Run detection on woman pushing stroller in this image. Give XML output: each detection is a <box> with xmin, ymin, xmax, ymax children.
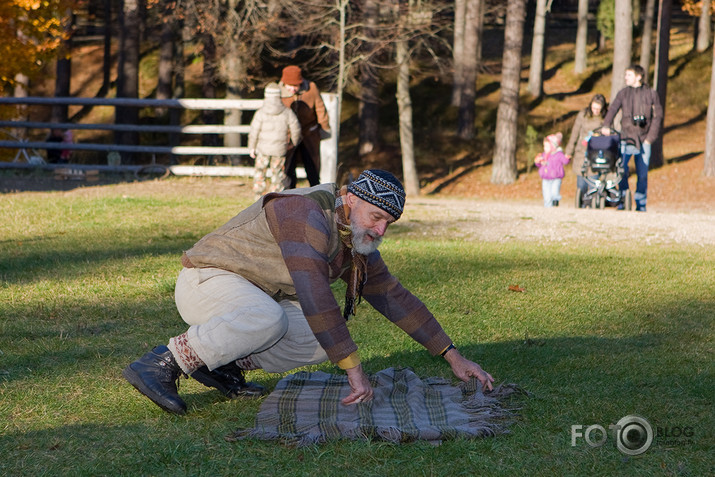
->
<box><xmin>565</xmin><ymin>94</ymin><xmax>608</xmax><ymax>206</ymax></box>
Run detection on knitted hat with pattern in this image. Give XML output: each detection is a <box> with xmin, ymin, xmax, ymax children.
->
<box><xmin>347</xmin><ymin>170</ymin><xmax>406</xmax><ymax>220</ymax></box>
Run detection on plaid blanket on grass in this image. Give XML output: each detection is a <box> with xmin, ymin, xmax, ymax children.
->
<box><xmin>227</xmin><ymin>367</ymin><xmax>521</xmax><ymax>446</ymax></box>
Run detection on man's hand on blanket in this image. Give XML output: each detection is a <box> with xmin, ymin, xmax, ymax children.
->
<box><xmin>342</xmin><ymin>364</ymin><xmax>374</xmax><ymax>405</ymax></box>
<box><xmin>443</xmin><ymin>347</ymin><xmax>494</xmax><ymax>392</ymax></box>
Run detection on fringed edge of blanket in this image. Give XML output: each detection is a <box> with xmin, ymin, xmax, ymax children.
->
<box><xmin>226</xmin><ymin>381</ymin><xmax>528</xmax><ymax>447</ymax></box>
<box><xmin>457</xmin><ymin>382</ymin><xmax>527</xmax><ymax>437</ymax></box>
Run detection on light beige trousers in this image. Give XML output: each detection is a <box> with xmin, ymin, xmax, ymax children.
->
<box><xmin>174</xmin><ymin>267</ymin><xmax>328</xmax><ymax>373</ymax></box>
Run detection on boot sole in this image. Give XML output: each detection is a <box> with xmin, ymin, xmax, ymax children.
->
<box><xmin>122</xmin><ymin>365</ymin><xmax>187</xmax><ymax>415</ymax></box>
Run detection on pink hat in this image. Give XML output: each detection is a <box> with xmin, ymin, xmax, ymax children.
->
<box><xmin>546</xmin><ymin>132</ymin><xmax>562</xmax><ymax>148</ymax></box>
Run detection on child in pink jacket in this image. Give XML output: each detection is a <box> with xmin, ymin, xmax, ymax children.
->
<box><xmin>535</xmin><ymin>132</ymin><xmax>570</xmax><ymax>207</ymax></box>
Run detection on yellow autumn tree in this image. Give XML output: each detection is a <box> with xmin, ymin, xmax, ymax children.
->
<box><xmin>0</xmin><ymin>0</ymin><xmax>75</xmax><ymax>89</ymax></box>
<box><xmin>681</xmin><ymin>0</ymin><xmax>715</xmax><ymax>16</ymax></box>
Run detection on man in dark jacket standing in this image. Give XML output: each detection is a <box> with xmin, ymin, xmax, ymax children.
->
<box><xmin>602</xmin><ymin>64</ymin><xmax>663</xmax><ymax>212</ymax></box>
<box><xmin>279</xmin><ymin>65</ymin><xmax>331</xmax><ymax>189</ymax></box>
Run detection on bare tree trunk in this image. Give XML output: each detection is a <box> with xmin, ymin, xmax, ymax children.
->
<box><xmin>697</xmin><ymin>0</ymin><xmax>712</xmax><ymax>53</ymax></box>
<box><xmin>335</xmin><ymin>0</ymin><xmax>348</xmax><ymax>140</ymax></box>
<box><xmin>598</xmin><ymin>29</ymin><xmax>607</xmax><ymax>52</ymax></box>
<box><xmin>705</xmin><ymin>42</ymin><xmax>715</xmax><ymax>177</ymax></box>
<box><xmin>222</xmin><ymin>0</ymin><xmax>245</xmax><ymax>165</ymax></box>
<box><xmin>457</xmin><ymin>0</ymin><xmax>481</xmax><ymax>139</ymax></box>
<box><xmin>12</xmin><ymin>73</ymin><xmax>29</xmax><ymax>139</ymax></box>
<box><xmin>102</xmin><ymin>0</ymin><xmax>112</xmax><ymax>95</ymax></box>
<box><xmin>222</xmin><ymin>50</ymin><xmax>245</xmax><ymax>165</ymax></box>
<box><xmin>13</xmin><ymin>74</ymin><xmax>28</xmax><ymax>100</ymax></box>
<box><xmin>169</xmin><ymin>20</ymin><xmax>186</xmax><ymax>165</ymax></box>
<box><xmin>358</xmin><ymin>71</ymin><xmax>379</xmax><ymax>156</ymax></box>
<box><xmin>491</xmin><ymin>0</ymin><xmax>526</xmax><ymax>185</ymax></box>
<box><xmin>653</xmin><ymin>0</ymin><xmax>671</xmax><ymax>110</ymax></box>
<box><xmin>475</xmin><ymin>0</ymin><xmax>484</xmax><ymax>66</ymax></box>
<box><xmin>396</xmin><ymin>40</ymin><xmax>419</xmax><ymax>196</ymax></box>
<box><xmin>574</xmin><ymin>0</ymin><xmax>589</xmax><ymax>74</ymax></box>
<box><xmin>201</xmin><ymin>33</ymin><xmax>219</xmax><ymax>160</ymax></box>
<box><xmin>611</xmin><ymin>0</ymin><xmax>633</xmax><ymax>100</ymax></box>
<box><xmin>156</xmin><ymin>6</ymin><xmax>175</xmax><ymax>116</ymax></box>
<box><xmin>116</xmin><ymin>0</ymin><xmax>141</xmax><ymax>164</ymax></box>
<box><xmin>527</xmin><ymin>0</ymin><xmax>547</xmax><ymax>98</ymax></box>
<box><xmin>358</xmin><ymin>0</ymin><xmax>379</xmax><ymax>157</ymax></box>
<box><xmin>54</xmin><ymin>10</ymin><xmax>74</xmax><ymax>123</ymax></box>
<box><xmin>651</xmin><ymin>0</ymin><xmax>671</xmax><ymax>169</ymax></box>
<box><xmin>452</xmin><ymin>0</ymin><xmax>466</xmax><ymax>107</ymax></box>
<box><xmin>639</xmin><ymin>0</ymin><xmax>656</xmax><ymax>81</ymax></box>
<box><xmin>633</xmin><ymin>0</ymin><xmax>641</xmax><ymax>24</ymax></box>
<box><xmin>692</xmin><ymin>16</ymin><xmax>699</xmax><ymax>52</ymax></box>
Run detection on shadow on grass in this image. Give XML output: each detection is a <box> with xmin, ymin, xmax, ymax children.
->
<box><xmin>544</xmin><ymin>64</ymin><xmax>612</xmax><ymax>103</ymax></box>
<box><xmin>0</xmin><ymin>170</ymin><xmax>141</xmax><ymax>194</ymax></box>
<box><xmin>2</xmin><ymin>322</ymin><xmax>710</xmax><ymax>402</ymax></box>
<box><xmin>0</xmin><ymin>237</ymin><xmax>197</xmax><ymax>285</ymax></box>
<box><xmin>1</xmin><ymin>328</ymin><xmax>711</xmax><ymax>476</ymax></box>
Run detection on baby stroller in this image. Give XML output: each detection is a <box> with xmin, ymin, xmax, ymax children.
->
<box><xmin>575</xmin><ymin>128</ymin><xmax>632</xmax><ymax>210</ymax></box>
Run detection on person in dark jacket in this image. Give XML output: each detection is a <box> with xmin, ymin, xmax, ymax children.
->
<box><xmin>45</xmin><ymin>129</ymin><xmax>65</xmax><ymax>163</ymax></box>
<box><xmin>279</xmin><ymin>65</ymin><xmax>331</xmax><ymax>189</ymax></box>
<box><xmin>602</xmin><ymin>64</ymin><xmax>663</xmax><ymax>212</ymax></box>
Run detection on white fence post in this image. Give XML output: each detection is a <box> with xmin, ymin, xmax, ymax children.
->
<box><xmin>320</xmin><ymin>93</ymin><xmax>340</xmax><ymax>184</ymax></box>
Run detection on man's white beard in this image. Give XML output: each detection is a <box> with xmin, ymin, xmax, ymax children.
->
<box><xmin>351</xmin><ymin>223</ymin><xmax>382</xmax><ymax>255</ymax></box>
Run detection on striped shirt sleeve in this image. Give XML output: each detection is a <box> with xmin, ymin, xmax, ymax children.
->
<box><xmin>361</xmin><ymin>252</ymin><xmax>453</xmax><ymax>356</ymax></box>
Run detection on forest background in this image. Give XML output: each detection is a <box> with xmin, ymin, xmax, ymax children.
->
<box><xmin>1</xmin><ymin>0</ymin><xmax>714</xmax><ymax>203</ymax></box>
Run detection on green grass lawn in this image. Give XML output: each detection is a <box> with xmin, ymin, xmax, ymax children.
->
<box><xmin>1</xmin><ymin>183</ymin><xmax>712</xmax><ymax>476</ymax></box>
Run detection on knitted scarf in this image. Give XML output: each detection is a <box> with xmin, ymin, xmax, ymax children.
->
<box><xmin>335</xmin><ymin>186</ymin><xmax>367</xmax><ymax>319</ymax></box>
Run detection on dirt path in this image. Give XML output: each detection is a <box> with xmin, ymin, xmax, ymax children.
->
<box><xmin>400</xmin><ymin>197</ymin><xmax>715</xmax><ymax>246</ymax></box>
<box><xmin>3</xmin><ymin>174</ymin><xmax>710</xmax><ymax>247</ymax></box>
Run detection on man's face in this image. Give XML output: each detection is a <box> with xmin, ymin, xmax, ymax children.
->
<box><xmin>285</xmin><ymin>83</ymin><xmax>300</xmax><ymax>94</ymax></box>
<box><xmin>624</xmin><ymin>70</ymin><xmax>641</xmax><ymax>87</ymax></box>
<box><xmin>346</xmin><ymin>193</ymin><xmax>396</xmax><ymax>255</ymax></box>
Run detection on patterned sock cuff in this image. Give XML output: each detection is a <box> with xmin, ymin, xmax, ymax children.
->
<box><xmin>235</xmin><ymin>355</ymin><xmax>261</xmax><ymax>371</ymax></box>
<box><xmin>168</xmin><ymin>333</ymin><xmax>205</xmax><ymax>375</ymax></box>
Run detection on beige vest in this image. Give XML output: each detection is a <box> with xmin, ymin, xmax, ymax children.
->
<box><xmin>184</xmin><ymin>183</ymin><xmax>343</xmax><ymax>297</ymax></box>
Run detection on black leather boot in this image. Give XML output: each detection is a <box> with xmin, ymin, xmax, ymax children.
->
<box><xmin>191</xmin><ymin>361</ymin><xmax>267</xmax><ymax>398</ymax></box>
<box><xmin>123</xmin><ymin>345</ymin><xmax>187</xmax><ymax>415</ymax></box>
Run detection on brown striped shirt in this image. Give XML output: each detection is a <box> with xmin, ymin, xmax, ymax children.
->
<box><xmin>264</xmin><ymin>195</ymin><xmax>452</xmax><ymax>365</ymax></box>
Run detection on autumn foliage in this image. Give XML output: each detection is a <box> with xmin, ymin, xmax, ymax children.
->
<box><xmin>0</xmin><ymin>0</ymin><xmax>76</xmax><ymax>89</ymax></box>
<box><xmin>681</xmin><ymin>0</ymin><xmax>715</xmax><ymax>16</ymax></box>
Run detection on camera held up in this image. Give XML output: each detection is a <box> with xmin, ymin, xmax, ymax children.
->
<box><xmin>632</xmin><ymin>115</ymin><xmax>647</xmax><ymax>128</ymax></box>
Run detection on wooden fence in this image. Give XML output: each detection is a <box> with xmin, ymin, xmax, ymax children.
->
<box><xmin>0</xmin><ymin>95</ymin><xmax>340</xmax><ymax>182</ymax></box>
